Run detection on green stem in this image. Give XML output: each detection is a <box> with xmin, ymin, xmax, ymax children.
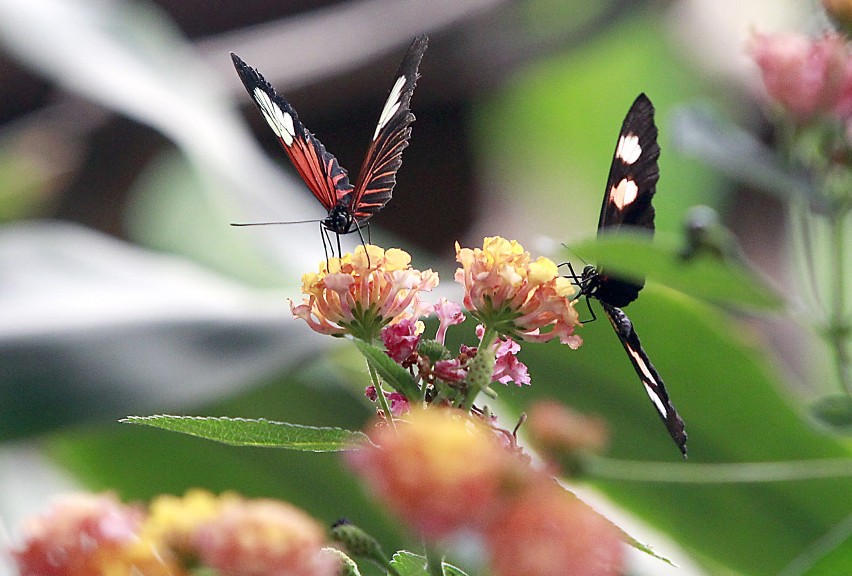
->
<box><xmin>828</xmin><ymin>208</ymin><xmax>851</xmax><ymax>398</ymax></box>
<box><xmin>367</xmin><ymin>360</ymin><xmax>397</xmax><ymax>432</ymax></box>
<box><xmin>586</xmin><ymin>456</ymin><xmax>852</xmax><ymax>483</ymax></box>
<box><xmin>425</xmin><ymin>545</ymin><xmax>444</xmax><ymax>576</ymax></box>
<box><xmin>460</xmin><ymin>326</ymin><xmax>498</xmax><ymax>410</ymax></box>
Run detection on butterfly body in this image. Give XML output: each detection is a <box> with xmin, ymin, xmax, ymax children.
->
<box><xmin>231</xmin><ymin>35</ymin><xmax>428</xmax><ymax>251</ymax></box>
<box><xmin>576</xmin><ymin>94</ymin><xmax>688</xmax><ymax>457</ymax></box>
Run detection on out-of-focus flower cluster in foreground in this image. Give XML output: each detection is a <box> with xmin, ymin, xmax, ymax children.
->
<box><xmin>11</xmin><ymin>490</ymin><xmax>338</xmax><ymax>576</ymax></box>
<box><xmin>347</xmin><ymin>408</ymin><xmax>624</xmax><ymax>576</ymax></box>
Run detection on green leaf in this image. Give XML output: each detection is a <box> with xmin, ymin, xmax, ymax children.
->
<box><xmin>569</xmin><ymin>232</ymin><xmax>782</xmax><ymax>310</ymax></box>
<box><xmin>389</xmin><ymin>551</ymin><xmax>469</xmax><ymax>576</ymax></box>
<box><xmin>353</xmin><ymin>340</ymin><xmax>421</xmax><ymax>400</ymax></box>
<box><xmin>121</xmin><ymin>415</ymin><xmax>366</xmax><ymax>452</ymax></box>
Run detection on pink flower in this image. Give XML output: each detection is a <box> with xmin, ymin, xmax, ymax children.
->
<box><xmin>381</xmin><ymin>318</ymin><xmax>422</xmax><ymax>364</ymax></box>
<box><xmin>455</xmin><ymin>237</ymin><xmax>581</xmax><ymax>345</ymax></box>
<box><xmin>434</xmin><ymin>358</ymin><xmax>467</xmax><ymax>383</ymax></box>
<box><xmin>347</xmin><ymin>409</ymin><xmax>519</xmax><ymax>540</ymax></box>
<box><xmin>388</xmin><ymin>392</ymin><xmax>411</xmax><ymax>415</ymax></box>
<box><xmin>366</xmin><ymin>386</ymin><xmax>411</xmax><ymax>415</ymax></box>
<box><xmin>750</xmin><ymin>31</ymin><xmax>852</xmax><ymax>122</ymax></box>
<box><xmin>11</xmin><ymin>493</ymin><xmax>182</xmax><ymax>576</ymax></box>
<box><xmin>492</xmin><ymin>337</ymin><xmax>530</xmax><ymax>386</ymax></box>
<box><xmin>194</xmin><ymin>498</ymin><xmax>338</xmax><ymax>576</ymax></box>
<box><xmin>291</xmin><ymin>245</ymin><xmax>438</xmax><ymax>341</ymax></box>
<box><xmin>434</xmin><ymin>298</ymin><xmax>465</xmax><ymax>344</ymax></box>
<box><xmin>485</xmin><ymin>484</ymin><xmax>624</xmax><ymax>576</ymax></box>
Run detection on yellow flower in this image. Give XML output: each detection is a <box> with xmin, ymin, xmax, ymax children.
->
<box><xmin>291</xmin><ymin>244</ymin><xmax>438</xmax><ymax>341</ymax></box>
<box><xmin>144</xmin><ymin>489</ymin><xmax>240</xmax><ymax>556</ymax></box>
<box><xmin>455</xmin><ymin>237</ymin><xmax>581</xmax><ymax>346</ymax></box>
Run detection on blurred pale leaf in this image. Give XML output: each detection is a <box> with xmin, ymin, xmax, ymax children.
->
<box><xmin>0</xmin><ymin>221</ymin><xmax>330</xmax><ymax>439</ymax></box>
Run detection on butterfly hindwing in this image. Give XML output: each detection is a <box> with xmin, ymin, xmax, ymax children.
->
<box><xmin>231</xmin><ymin>52</ymin><xmax>353</xmax><ymax>214</ymax></box>
<box><xmin>347</xmin><ymin>35</ymin><xmax>428</xmax><ymax>223</ymax></box>
<box><xmin>601</xmin><ymin>302</ymin><xmax>687</xmax><ymax>456</ymax></box>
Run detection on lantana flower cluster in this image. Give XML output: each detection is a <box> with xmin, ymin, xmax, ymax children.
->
<box><xmin>11</xmin><ymin>490</ymin><xmax>338</xmax><ymax>576</ymax></box>
<box><xmin>346</xmin><ymin>408</ymin><xmax>624</xmax><ymax>576</ymax></box>
<box><xmin>291</xmin><ymin>238</ymin><xmax>581</xmax><ymax>416</ymax></box>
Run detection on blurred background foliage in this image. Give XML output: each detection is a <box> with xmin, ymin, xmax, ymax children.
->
<box><xmin>0</xmin><ymin>0</ymin><xmax>850</xmax><ymax>575</ymax></box>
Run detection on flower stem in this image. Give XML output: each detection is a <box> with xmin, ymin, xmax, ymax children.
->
<box><xmin>425</xmin><ymin>544</ymin><xmax>444</xmax><ymax>576</ymax></box>
<box><xmin>586</xmin><ymin>456</ymin><xmax>852</xmax><ymax>483</ymax></box>
<box><xmin>460</xmin><ymin>326</ymin><xmax>498</xmax><ymax>410</ymax></box>
<box><xmin>367</xmin><ymin>361</ymin><xmax>397</xmax><ymax>432</ymax></box>
<box><xmin>827</xmin><ymin>207</ymin><xmax>851</xmax><ymax>397</ymax></box>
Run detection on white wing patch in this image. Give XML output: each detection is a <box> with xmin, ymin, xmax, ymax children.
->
<box><xmin>610</xmin><ymin>178</ymin><xmax>639</xmax><ymax>210</ymax></box>
<box><xmin>627</xmin><ymin>346</ymin><xmax>668</xmax><ymax>417</ymax></box>
<box><xmin>373</xmin><ymin>75</ymin><xmax>406</xmax><ymax>140</ymax></box>
<box><xmin>253</xmin><ymin>87</ymin><xmax>295</xmax><ymax>146</ymax></box>
<box><xmin>616</xmin><ymin>133</ymin><xmax>642</xmax><ymax>165</ymax></box>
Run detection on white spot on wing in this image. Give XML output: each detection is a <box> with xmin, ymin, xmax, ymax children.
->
<box><xmin>610</xmin><ymin>178</ymin><xmax>639</xmax><ymax>210</ymax></box>
<box><xmin>373</xmin><ymin>75</ymin><xmax>406</xmax><ymax>140</ymax></box>
<box><xmin>616</xmin><ymin>133</ymin><xmax>641</xmax><ymax>165</ymax></box>
<box><xmin>253</xmin><ymin>87</ymin><xmax>295</xmax><ymax>146</ymax></box>
<box><xmin>626</xmin><ymin>348</ymin><xmax>668</xmax><ymax>417</ymax></box>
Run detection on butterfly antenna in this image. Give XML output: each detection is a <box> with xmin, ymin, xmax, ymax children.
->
<box><xmin>230</xmin><ymin>219</ymin><xmax>324</xmax><ymax>227</ymax></box>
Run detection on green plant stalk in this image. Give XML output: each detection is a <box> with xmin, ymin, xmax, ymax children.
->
<box><xmin>368</xmin><ymin>361</ymin><xmax>397</xmax><ymax>432</ymax></box>
<box><xmin>828</xmin><ymin>208</ymin><xmax>851</xmax><ymax>397</ymax></box>
<box><xmin>587</xmin><ymin>456</ymin><xmax>852</xmax><ymax>483</ymax></box>
<box><xmin>460</xmin><ymin>326</ymin><xmax>498</xmax><ymax>410</ymax></box>
<box><xmin>425</xmin><ymin>545</ymin><xmax>445</xmax><ymax>576</ymax></box>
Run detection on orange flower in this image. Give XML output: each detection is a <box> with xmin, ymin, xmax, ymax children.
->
<box><xmin>455</xmin><ymin>237</ymin><xmax>581</xmax><ymax>346</ymax></box>
<box><xmin>194</xmin><ymin>497</ymin><xmax>338</xmax><ymax>576</ymax></box>
<box><xmin>485</xmin><ymin>484</ymin><xmax>624</xmax><ymax>576</ymax></box>
<box><xmin>291</xmin><ymin>244</ymin><xmax>438</xmax><ymax>342</ymax></box>
<box><xmin>346</xmin><ymin>408</ymin><xmax>520</xmax><ymax>540</ymax></box>
<box><xmin>11</xmin><ymin>492</ymin><xmax>184</xmax><ymax>576</ymax></box>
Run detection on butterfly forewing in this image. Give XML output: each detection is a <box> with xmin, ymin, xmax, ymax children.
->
<box><xmin>231</xmin><ymin>53</ymin><xmax>353</xmax><ymax>214</ymax></box>
<box><xmin>598</xmin><ymin>93</ymin><xmax>660</xmax><ymax>233</ymax></box>
<box><xmin>347</xmin><ymin>35</ymin><xmax>428</xmax><ymax>223</ymax></box>
<box><xmin>592</xmin><ymin>93</ymin><xmax>661</xmax><ymax>307</ymax></box>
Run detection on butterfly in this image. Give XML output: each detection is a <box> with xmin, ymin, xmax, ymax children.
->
<box><xmin>572</xmin><ymin>94</ymin><xmax>688</xmax><ymax>457</ymax></box>
<box><xmin>230</xmin><ymin>35</ymin><xmax>428</xmax><ymax>257</ymax></box>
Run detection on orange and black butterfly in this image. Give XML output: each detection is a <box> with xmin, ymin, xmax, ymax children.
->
<box><xmin>572</xmin><ymin>94</ymin><xmax>688</xmax><ymax>457</ymax></box>
<box><xmin>231</xmin><ymin>35</ymin><xmax>427</xmax><ymax>256</ymax></box>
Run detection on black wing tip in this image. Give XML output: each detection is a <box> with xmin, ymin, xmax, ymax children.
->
<box><xmin>634</xmin><ymin>92</ymin><xmax>653</xmax><ymax>109</ymax></box>
<box><xmin>409</xmin><ymin>34</ymin><xmax>429</xmax><ymax>53</ymax></box>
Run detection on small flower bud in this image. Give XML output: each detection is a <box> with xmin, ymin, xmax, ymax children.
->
<box><xmin>329</xmin><ymin>520</ymin><xmax>391</xmax><ymax>568</ymax></box>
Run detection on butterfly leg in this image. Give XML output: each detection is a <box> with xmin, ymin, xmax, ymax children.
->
<box><xmin>353</xmin><ymin>220</ymin><xmax>372</xmax><ymax>268</ymax></box>
<box><xmin>319</xmin><ymin>224</ymin><xmax>332</xmax><ymax>264</ymax></box>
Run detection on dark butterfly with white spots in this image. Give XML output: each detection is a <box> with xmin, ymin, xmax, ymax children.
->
<box><xmin>573</xmin><ymin>94</ymin><xmax>688</xmax><ymax>457</ymax></box>
<box><xmin>230</xmin><ymin>35</ymin><xmax>428</xmax><ymax>256</ymax></box>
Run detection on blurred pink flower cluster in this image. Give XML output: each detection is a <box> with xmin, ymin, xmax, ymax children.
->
<box><xmin>750</xmin><ymin>31</ymin><xmax>852</xmax><ymax>133</ymax></box>
<box><xmin>347</xmin><ymin>408</ymin><xmax>623</xmax><ymax>576</ymax></box>
<box><xmin>11</xmin><ymin>490</ymin><xmax>338</xmax><ymax>576</ymax></box>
